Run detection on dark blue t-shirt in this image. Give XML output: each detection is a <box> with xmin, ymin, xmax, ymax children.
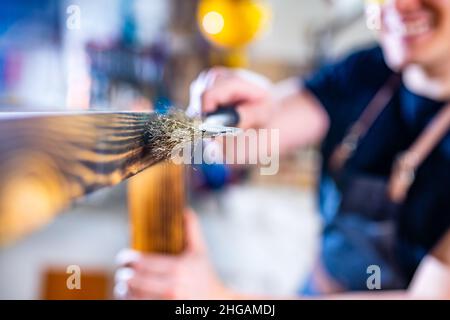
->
<box><xmin>304</xmin><ymin>46</ymin><xmax>450</xmax><ymax>284</ymax></box>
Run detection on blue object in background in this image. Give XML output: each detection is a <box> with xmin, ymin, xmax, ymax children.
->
<box><xmin>197</xmin><ymin>162</ymin><xmax>231</xmax><ymax>190</ymax></box>
<box><xmin>0</xmin><ymin>0</ymin><xmax>60</xmax><ymax>40</ymax></box>
<box><xmin>0</xmin><ymin>0</ymin><xmax>61</xmax><ymax>100</ymax></box>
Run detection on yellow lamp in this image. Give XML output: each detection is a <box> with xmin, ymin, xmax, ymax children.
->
<box><xmin>197</xmin><ymin>0</ymin><xmax>270</xmax><ymax>49</ymax></box>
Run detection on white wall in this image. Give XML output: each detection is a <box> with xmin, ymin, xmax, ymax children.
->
<box><xmin>249</xmin><ymin>0</ymin><xmax>376</xmax><ymax>64</ymax></box>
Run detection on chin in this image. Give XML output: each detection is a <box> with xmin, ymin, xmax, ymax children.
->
<box><xmin>380</xmin><ymin>32</ymin><xmax>443</xmax><ymax>71</ymax></box>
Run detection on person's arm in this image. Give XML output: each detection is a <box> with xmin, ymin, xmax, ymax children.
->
<box><xmin>115</xmin><ymin>210</ymin><xmax>450</xmax><ymax>300</ymax></box>
<box><xmin>321</xmin><ymin>229</ymin><xmax>450</xmax><ymax>299</ymax></box>
<box><xmin>200</xmin><ymin>69</ymin><xmax>330</xmax><ymax>155</ymax></box>
<box><xmin>267</xmin><ymin>78</ymin><xmax>331</xmax><ymax>155</ymax></box>
<box><xmin>407</xmin><ymin>230</ymin><xmax>450</xmax><ymax>299</ymax></box>
<box><xmin>232</xmin><ymin>229</ymin><xmax>450</xmax><ymax>300</ymax></box>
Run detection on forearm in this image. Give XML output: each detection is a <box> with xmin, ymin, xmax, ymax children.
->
<box><xmin>223</xmin><ymin>252</ymin><xmax>450</xmax><ymax>300</ymax></box>
<box><xmin>219</xmin><ymin>80</ymin><xmax>330</xmax><ymax>164</ymax></box>
<box><xmin>216</xmin><ymin>81</ymin><xmax>328</xmax><ymax>168</ymax></box>
<box><xmin>266</xmin><ymin>78</ymin><xmax>330</xmax><ymax>155</ymax></box>
<box><xmin>408</xmin><ymin>239</ymin><xmax>450</xmax><ymax>299</ymax></box>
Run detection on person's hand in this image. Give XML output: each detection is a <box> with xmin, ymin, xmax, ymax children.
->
<box><xmin>114</xmin><ymin>210</ymin><xmax>231</xmax><ymax>300</ymax></box>
<box><xmin>196</xmin><ymin>68</ymin><xmax>276</xmax><ymax>129</ymax></box>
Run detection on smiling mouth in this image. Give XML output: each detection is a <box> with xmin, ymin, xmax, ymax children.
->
<box><xmin>386</xmin><ymin>9</ymin><xmax>437</xmax><ymax>41</ymax></box>
<box><xmin>399</xmin><ymin>19</ymin><xmax>435</xmax><ymax>38</ymax></box>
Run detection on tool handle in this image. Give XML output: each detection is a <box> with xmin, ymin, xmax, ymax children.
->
<box><xmin>204</xmin><ymin>106</ymin><xmax>240</xmax><ymax>127</ymax></box>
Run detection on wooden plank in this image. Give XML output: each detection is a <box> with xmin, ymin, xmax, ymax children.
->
<box><xmin>128</xmin><ymin>162</ymin><xmax>186</xmax><ymax>254</ymax></box>
<box><xmin>0</xmin><ymin>112</ymin><xmax>167</xmax><ymax>246</ymax></box>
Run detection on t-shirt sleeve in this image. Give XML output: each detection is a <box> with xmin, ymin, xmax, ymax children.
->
<box><xmin>304</xmin><ymin>63</ymin><xmax>348</xmax><ymax>116</ymax></box>
<box><xmin>303</xmin><ymin>47</ymin><xmax>388</xmax><ymax>119</ymax></box>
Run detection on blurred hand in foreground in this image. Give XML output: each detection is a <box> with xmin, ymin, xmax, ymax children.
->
<box><xmin>114</xmin><ymin>209</ymin><xmax>230</xmax><ymax>300</ymax></box>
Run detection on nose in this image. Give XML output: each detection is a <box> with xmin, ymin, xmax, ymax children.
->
<box><xmin>392</xmin><ymin>0</ymin><xmax>423</xmax><ymax>13</ymax></box>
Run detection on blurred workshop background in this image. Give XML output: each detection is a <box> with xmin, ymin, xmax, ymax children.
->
<box><xmin>0</xmin><ymin>0</ymin><xmax>375</xmax><ymax>299</ymax></box>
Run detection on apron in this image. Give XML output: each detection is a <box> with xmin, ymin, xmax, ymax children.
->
<box><xmin>319</xmin><ymin>74</ymin><xmax>450</xmax><ymax>291</ymax></box>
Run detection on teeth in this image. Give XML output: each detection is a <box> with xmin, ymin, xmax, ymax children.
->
<box><xmin>400</xmin><ymin>20</ymin><xmax>432</xmax><ymax>37</ymax></box>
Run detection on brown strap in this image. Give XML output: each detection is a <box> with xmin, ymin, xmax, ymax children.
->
<box><xmin>352</xmin><ymin>74</ymin><xmax>403</xmax><ymax>138</ymax></box>
<box><xmin>388</xmin><ymin>103</ymin><xmax>450</xmax><ymax>203</ymax></box>
<box><xmin>329</xmin><ymin>74</ymin><xmax>402</xmax><ymax>172</ymax></box>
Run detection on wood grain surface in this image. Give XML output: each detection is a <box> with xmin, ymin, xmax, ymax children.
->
<box><xmin>128</xmin><ymin>162</ymin><xmax>186</xmax><ymax>254</ymax></box>
<box><xmin>0</xmin><ymin>112</ymin><xmax>167</xmax><ymax>246</ymax></box>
